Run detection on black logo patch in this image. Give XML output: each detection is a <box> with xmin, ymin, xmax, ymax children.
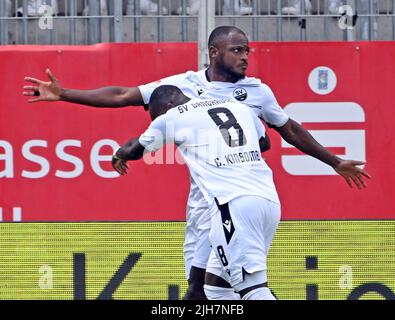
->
<box><xmin>197</xmin><ymin>87</ymin><xmax>204</xmax><ymax>96</ymax></box>
<box><xmin>233</xmin><ymin>87</ymin><xmax>247</xmax><ymax>101</ymax></box>
<box><xmin>215</xmin><ymin>201</ymin><xmax>235</xmax><ymax>244</ymax></box>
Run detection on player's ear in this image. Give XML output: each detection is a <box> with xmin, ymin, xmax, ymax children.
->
<box><xmin>149</xmin><ymin>109</ymin><xmax>156</xmax><ymax>120</ymax></box>
<box><xmin>209</xmin><ymin>46</ymin><xmax>218</xmax><ymax>59</ymax></box>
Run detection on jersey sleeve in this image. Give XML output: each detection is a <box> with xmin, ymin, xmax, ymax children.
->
<box><xmin>258</xmin><ymin>84</ymin><xmax>289</xmax><ymax>128</ymax></box>
<box><xmin>138</xmin><ymin>73</ymin><xmax>188</xmax><ymax>105</ymax></box>
<box><xmin>138</xmin><ymin>115</ymin><xmax>168</xmax><ymax>152</ymax></box>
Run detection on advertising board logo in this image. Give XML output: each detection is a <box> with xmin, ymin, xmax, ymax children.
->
<box><xmin>0</xmin><ymin>139</ymin><xmax>120</xmax><ymax>179</ymax></box>
<box><xmin>308</xmin><ymin>66</ymin><xmax>337</xmax><ymax>95</ymax></box>
<box><xmin>281</xmin><ymin>102</ymin><xmax>365</xmax><ymax>175</ymax></box>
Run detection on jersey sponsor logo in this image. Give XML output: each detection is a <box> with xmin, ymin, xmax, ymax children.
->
<box><xmin>197</xmin><ymin>87</ymin><xmax>204</xmax><ymax>96</ymax></box>
<box><xmin>233</xmin><ymin>87</ymin><xmax>248</xmax><ymax>101</ymax></box>
<box><xmin>281</xmin><ymin>102</ymin><xmax>365</xmax><ymax>175</ymax></box>
<box><xmin>218</xmin><ymin>203</ymin><xmax>235</xmax><ymax>244</ymax></box>
<box><xmin>223</xmin><ymin>219</ymin><xmax>232</xmax><ymax>234</ymax></box>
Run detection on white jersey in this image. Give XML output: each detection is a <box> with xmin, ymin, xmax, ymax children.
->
<box><xmin>138</xmin><ymin>99</ymin><xmax>280</xmax><ymax>206</ymax></box>
<box><xmin>138</xmin><ymin>70</ymin><xmax>289</xmax><ymax>208</ymax></box>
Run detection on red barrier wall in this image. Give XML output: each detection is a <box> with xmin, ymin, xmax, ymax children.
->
<box><xmin>0</xmin><ymin>42</ymin><xmax>394</xmax><ymax>221</ymax></box>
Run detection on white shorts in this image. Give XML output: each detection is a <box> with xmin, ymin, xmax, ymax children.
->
<box><xmin>206</xmin><ymin>195</ymin><xmax>281</xmax><ymax>288</ymax></box>
<box><xmin>183</xmin><ymin>204</ymin><xmax>212</xmax><ymax>279</ymax></box>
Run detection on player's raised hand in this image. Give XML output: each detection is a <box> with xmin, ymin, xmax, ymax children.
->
<box><xmin>23</xmin><ymin>69</ymin><xmax>63</xmax><ymax>103</ymax></box>
<box><xmin>334</xmin><ymin>160</ymin><xmax>371</xmax><ymax>189</ymax></box>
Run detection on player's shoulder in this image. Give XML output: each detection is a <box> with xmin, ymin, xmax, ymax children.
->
<box><xmin>151</xmin><ymin>109</ymin><xmax>177</xmax><ymax>127</ymax></box>
<box><xmin>259</xmin><ymin>82</ymin><xmax>274</xmax><ymax>93</ymax></box>
<box><xmin>153</xmin><ymin>70</ymin><xmax>196</xmax><ymax>85</ymax></box>
<box><xmin>158</xmin><ymin>70</ymin><xmax>205</xmax><ymax>89</ymax></box>
<box><xmin>239</xmin><ymin>75</ymin><xmax>262</xmax><ymax>86</ymax></box>
<box><xmin>239</xmin><ymin>76</ymin><xmax>274</xmax><ymax>92</ymax></box>
<box><xmin>170</xmin><ymin>69</ymin><xmax>203</xmax><ymax>80</ymax></box>
<box><xmin>228</xmin><ymin>99</ymin><xmax>255</xmax><ymax>114</ymax></box>
<box><xmin>175</xmin><ymin>70</ymin><xmax>199</xmax><ymax>79</ymax></box>
<box><xmin>163</xmin><ymin>104</ymin><xmax>184</xmax><ymax>119</ymax></box>
<box><xmin>185</xmin><ymin>69</ymin><xmax>203</xmax><ymax>77</ymax></box>
<box><xmin>184</xmin><ymin>69</ymin><xmax>207</xmax><ymax>83</ymax></box>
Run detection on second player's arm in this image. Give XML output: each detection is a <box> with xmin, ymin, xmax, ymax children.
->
<box><xmin>112</xmin><ymin>138</ymin><xmax>146</xmax><ymax>176</ymax></box>
<box><xmin>116</xmin><ymin>138</ymin><xmax>145</xmax><ymax>161</ymax></box>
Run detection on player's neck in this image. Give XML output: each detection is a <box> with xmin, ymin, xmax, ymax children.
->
<box><xmin>206</xmin><ymin>67</ymin><xmax>240</xmax><ymax>84</ymax></box>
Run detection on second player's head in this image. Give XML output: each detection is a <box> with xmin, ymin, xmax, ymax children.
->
<box><xmin>208</xmin><ymin>26</ymin><xmax>250</xmax><ymax>82</ymax></box>
<box><xmin>149</xmin><ymin>85</ymin><xmax>190</xmax><ymax>120</ymax></box>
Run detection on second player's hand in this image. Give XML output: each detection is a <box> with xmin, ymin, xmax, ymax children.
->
<box><xmin>334</xmin><ymin>160</ymin><xmax>371</xmax><ymax>189</ymax></box>
<box><xmin>23</xmin><ymin>69</ymin><xmax>63</xmax><ymax>103</ymax></box>
<box><xmin>112</xmin><ymin>157</ymin><xmax>129</xmax><ymax>176</ymax></box>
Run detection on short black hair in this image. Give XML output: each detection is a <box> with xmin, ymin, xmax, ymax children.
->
<box><xmin>149</xmin><ymin>85</ymin><xmax>184</xmax><ymax>107</ymax></box>
<box><xmin>149</xmin><ymin>85</ymin><xmax>185</xmax><ymax>119</ymax></box>
<box><xmin>208</xmin><ymin>26</ymin><xmax>247</xmax><ymax>48</ymax></box>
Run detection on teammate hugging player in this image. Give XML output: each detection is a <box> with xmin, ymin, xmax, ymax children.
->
<box><xmin>24</xmin><ymin>26</ymin><xmax>371</xmax><ymax>300</ymax></box>
<box><xmin>112</xmin><ymin>85</ymin><xmax>280</xmax><ymax>299</ymax></box>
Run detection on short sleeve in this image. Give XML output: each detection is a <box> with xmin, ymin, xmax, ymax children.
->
<box><xmin>138</xmin><ymin>73</ymin><xmax>188</xmax><ymax>105</ymax></box>
<box><xmin>258</xmin><ymin>84</ymin><xmax>289</xmax><ymax>128</ymax></box>
<box><xmin>138</xmin><ymin>115</ymin><xmax>168</xmax><ymax>152</ymax></box>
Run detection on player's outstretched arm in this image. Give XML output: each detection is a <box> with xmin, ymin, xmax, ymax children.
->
<box><xmin>23</xmin><ymin>69</ymin><xmax>144</xmax><ymax>108</ymax></box>
<box><xmin>275</xmin><ymin>119</ymin><xmax>371</xmax><ymax>189</ymax></box>
<box><xmin>112</xmin><ymin>138</ymin><xmax>146</xmax><ymax>175</ymax></box>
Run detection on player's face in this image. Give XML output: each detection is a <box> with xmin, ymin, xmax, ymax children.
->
<box><xmin>216</xmin><ymin>32</ymin><xmax>250</xmax><ymax>80</ymax></box>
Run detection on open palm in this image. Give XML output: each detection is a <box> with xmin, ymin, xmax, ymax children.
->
<box><xmin>334</xmin><ymin>160</ymin><xmax>371</xmax><ymax>189</ymax></box>
<box><xmin>23</xmin><ymin>69</ymin><xmax>63</xmax><ymax>103</ymax></box>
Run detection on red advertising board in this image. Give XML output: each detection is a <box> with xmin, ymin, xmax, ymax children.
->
<box><xmin>0</xmin><ymin>42</ymin><xmax>394</xmax><ymax>221</ymax></box>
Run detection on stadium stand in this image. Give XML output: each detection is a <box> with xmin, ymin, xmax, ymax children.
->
<box><xmin>0</xmin><ymin>1</ymin><xmax>394</xmax><ymax>44</ymax></box>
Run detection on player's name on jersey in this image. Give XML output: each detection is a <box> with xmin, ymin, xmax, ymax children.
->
<box><xmin>214</xmin><ymin>149</ymin><xmax>261</xmax><ymax>167</ymax></box>
<box><xmin>178</xmin><ymin>99</ymin><xmax>233</xmax><ymax>114</ymax></box>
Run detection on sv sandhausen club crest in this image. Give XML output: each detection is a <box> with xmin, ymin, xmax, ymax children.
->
<box><xmin>233</xmin><ymin>87</ymin><xmax>248</xmax><ymax>101</ymax></box>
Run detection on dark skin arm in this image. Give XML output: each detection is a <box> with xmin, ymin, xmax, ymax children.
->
<box><xmin>23</xmin><ymin>69</ymin><xmax>144</xmax><ymax>107</ymax></box>
<box><xmin>112</xmin><ymin>138</ymin><xmax>145</xmax><ymax>175</ymax></box>
<box><xmin>275</xmin><ymin>119</ymin><xmax>371</xmax><ymax>189</ymax></box>
<box><xmin>113</xmin><ymin>134</ymin><xmax>271</xmax><ymax>175</ymax></box>
<box><xmin>259</xmin><ymin>134</ymin><xmax>271</xmax><ymax>153</ymax></box>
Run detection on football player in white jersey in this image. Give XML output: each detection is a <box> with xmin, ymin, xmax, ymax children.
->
<box><xmin>112</xmin><ymin>85</ymin><xmax>281</xmax><ymax>299</ymax></box>
<box><xmin>24</xmin><ymin>26</ymin><xmax>371</xmax><ymax>300</ymax></box>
